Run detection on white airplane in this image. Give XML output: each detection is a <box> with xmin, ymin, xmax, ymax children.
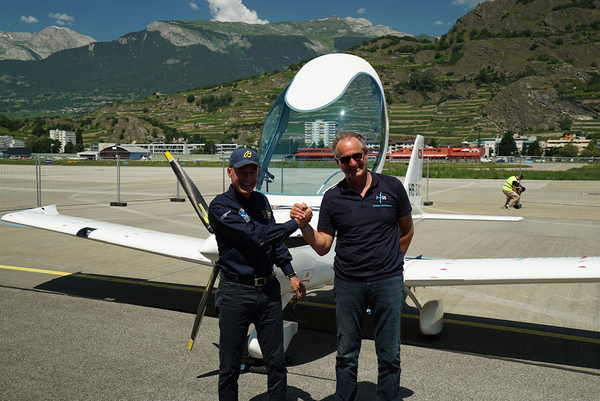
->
<box><xmin>3</xmin><ymin>54</ymin><xmax>600</xmax><ymax>360</ymax></box>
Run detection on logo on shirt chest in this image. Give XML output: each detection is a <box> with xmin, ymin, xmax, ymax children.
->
<box><xmin>262</xmin><ymin>210</ymin><xmax>272</xmax><ymax>220</ymax></box>
<box><xmin>374</xmin><ymin>192</ymin><xmax>392</xmax><ymax>208</ymax></box>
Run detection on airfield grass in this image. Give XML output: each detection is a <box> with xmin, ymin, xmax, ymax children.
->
<box><xmin>382</xmin><ymin>161</ymin><xmax>600</xmax><ymax>180</ymax></box>
<box><xmin>2</xmin><ymin>159</ymin><xmax>599</xmax><ymax>180</ymax></box>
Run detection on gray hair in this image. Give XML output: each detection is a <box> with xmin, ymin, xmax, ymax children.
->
<box><xmin>332</xmin><ymin>132</ymin><xmax>367</xmax><ymax>159</ymax></box>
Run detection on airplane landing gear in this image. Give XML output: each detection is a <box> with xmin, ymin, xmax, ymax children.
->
<box><xmin>404</xmin><ymin>286</ymin><xmax>444</xmax><ymax>336</ymax></box>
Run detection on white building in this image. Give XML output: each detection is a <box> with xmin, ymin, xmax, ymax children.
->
<box><xmin>545</xmin><ymin>135</ymin><xmax>590</xmax><ymax>153</ymax></box>
<box><xmin>305</xmin><ymin>120</ymin><xmax>336</xmax><ymax>147</ymax></box>
<box><xmin>49</xmin><ymin>129</ymin><xmax>76</xmax><ymax>153</ymax></box>
<box><xmin>89</xmin><ymin>142</ymin><xmax>237</xmax><ymax>155</ymax></box>
<box><xmin>131</xmin><ymin>142</ymin><xmax>203</xmax><ymax>155</ymax></box>
<box><xmin>0</xmin><ymin>135</ymin><xmax>25</xmax><ymax>148</ymax></box>
<box><xmin>471</xmin><ymin>137</ymin><xmax>500</xmax><ymax>157</ymax></box>
<box><xmin>472</xmin><ymin>135</ymin><xmax>537</xmax><ymax>157</ymax></box>
<box><xmin>216</xmin><ymin>143</ymin><xmax>238</xmax><ymax>155</ymax></box>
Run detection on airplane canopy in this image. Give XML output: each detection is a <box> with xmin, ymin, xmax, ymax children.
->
<box><xmin>257</xmin><ymin>53</ymin><xmax>389</xmax><ymax>197</ymax></box>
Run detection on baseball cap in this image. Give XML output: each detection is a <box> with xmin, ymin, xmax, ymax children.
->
<box><xmin>229</xmin><ymin>148</ymin><xmax>260</xmax><ymax>168</ymax></box>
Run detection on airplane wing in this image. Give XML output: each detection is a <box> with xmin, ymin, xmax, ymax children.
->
<box><xmin>1</xmin><ymin>205</ymin><xmax>334</xmax><ymax>290</ymax></box>
<box><xmin>404</xmin><ymin>256</ymin><xmax>600</xmax><ymax>287</ymax></box>
<box><xmin>414</xmin><ymin>212</ymin><xmax>523</xmax><ymax>222</ymax></box>
<box><xmin>1</xmin><ymin>205</ymin><xmax>213</xmax><ymax>266</ymax></box>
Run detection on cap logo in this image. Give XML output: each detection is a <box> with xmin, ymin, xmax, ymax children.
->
<box><xmin>244</xmin><ymin>150</ymin><xmax>253</xmax><ymax>158</ymax></box>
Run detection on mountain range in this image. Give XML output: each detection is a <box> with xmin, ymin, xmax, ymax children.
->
<box><xmin>2</xmin><ymin>0</ymin><xmax>600</xmax><ymax>151</ymax></box>
<box><xmin>0</xmin><ymin>16</ymin><xmax>414</xmax><ymax>116</ymax></box>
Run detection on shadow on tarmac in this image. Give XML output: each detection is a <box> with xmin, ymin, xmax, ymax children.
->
<box><xmin>247</xmin><ymin>383</ymin><xmax>414</xmax><ymax>400</ymax></box>
<box><xmin>34</xmin><ymin>272</ymin><xmax>600</xmax><ymax>373</ymax></box>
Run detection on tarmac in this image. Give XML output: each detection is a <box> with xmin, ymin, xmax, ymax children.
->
<box><xmin>1</xmin><ymin>171</ymin><xmax>599</xmax><ymax>400</ymax></box>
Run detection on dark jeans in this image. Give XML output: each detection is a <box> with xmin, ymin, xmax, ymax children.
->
<box><xmin>216</xmin><ymin>278</ymin><xmax>287</xmax><ymax>401</ymax></box>
<box><xmin>334</xmin><ymin>274</ymin><xmax>404</xmax><ymax>401</ymax></box>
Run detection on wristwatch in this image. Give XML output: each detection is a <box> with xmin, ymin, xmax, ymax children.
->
<box><xmin>286</xmin><ymin>271</ymin><xmax>297</xmax><ymax>279</ymax></box>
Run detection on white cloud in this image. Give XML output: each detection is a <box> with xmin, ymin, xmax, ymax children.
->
<box><xmin>189</xmin><ymin>2</ymin><xmax>199</xmax><ymax>10</ymax></box>
<box><xmin>451</xmin><ymin>0</ymin><xmax>488</xmax><ymax>8</ymax></box>
<box><xmin>357</xmin><ymin>8</ymin><xmax>366</xmax><ymax>15</ymax></box>
<box><xmin>434</xmin><ymin>20</ymin><xmax>445</xmax><ymax>26</ymax></box>
<box><xmin>20</xmin><ymin>16</ymin><xmax>39</xmax><ymax>24</ymax></box>
<box><xmin>49</xmin><ymin>12</ymin><xmax>74</xmax><ymax>26</ymax></box>
<box><xmin>205</xmin><ymin>0</ymin><xmax>268</xmax><ymax>24</ymax></box>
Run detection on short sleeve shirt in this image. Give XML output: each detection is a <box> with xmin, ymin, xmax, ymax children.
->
<box><xmin>317</xmin><ymin>172</ymin><xmax>412</xmax><ymax>282</ymax></box>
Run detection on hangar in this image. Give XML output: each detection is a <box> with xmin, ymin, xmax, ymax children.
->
<box><xmin>99</xmin><ymin>145</ymin><xmax>150</xmax><ymax>160</ymax></box>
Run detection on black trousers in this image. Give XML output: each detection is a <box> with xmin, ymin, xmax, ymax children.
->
<box><xmin>216</xmin><ymin>278</ymin><xmax>287</xmax><ymax>400</ymax></box>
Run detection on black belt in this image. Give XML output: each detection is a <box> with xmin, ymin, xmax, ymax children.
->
<box><xmin>219</xmin><ymin>271</ymin><xmax>277</xmax><ymax>287</ymax></box>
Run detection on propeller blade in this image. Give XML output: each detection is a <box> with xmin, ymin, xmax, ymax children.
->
<box><xmin>164</xmin><ymin>152</ymin><xmax>213</xmax><ymax>234</ymax></box>
<box><xmin>164</xmin><ymin>152</ymin><xmax>220</xmax><ymax>350</ymax></box>
<box><xmin>188</xmin><ymin>263</ymin><xmax>220</xmax><ymax>350</ymax></box>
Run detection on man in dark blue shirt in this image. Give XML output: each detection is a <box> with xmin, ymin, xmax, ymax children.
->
<box><xmin>209</xmin><ymin>148</ymin><xmax>306</xmax><ymax>401</ymax></box>
<box><xmin>292</xmin><ymin>132</ymin><xmax>413</xmax><ymax>401</ymax></box>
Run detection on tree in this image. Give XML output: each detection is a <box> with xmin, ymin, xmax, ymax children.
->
<box><xmin>580</xmin><ymin>141</ymin><xmax>600</xmax><ymax>157</ymax></box>
<box><xmin>527</xmin><ymin>140</ymin><xmax>542</xmax><ymax>156</ymax></box>
<box><xmin>407</xmin><ymin>70</ymin><xmax>437</xmax><ymax>93</ymax></box>
<box><xmin>199</xmin><ymin>92</ymin><xmax>234</xmax><ymax>113</ymax></box>
<box><xmin>555</xmin><ymin>144</ymin><xmax>579</xmax><ymax>157</ymax></box>
<box><xmin>203</xmin><ymin>140</ymin><xmax>217</xmax><ymax>154</ymax></box>
<box><xmin>26</xmin><ymin>137</ymin><xmax>60</xmax><ymax>153</ymax></box>
<box><xmin>31</xmin><ymin>117</ymin><xmax>46</xmax><ymax>137</ymax></box>
<box><xmin>498</xmin><ymin>131</ymin><xmax>518</xmax><ymax>156</ymax></box>
<box><xmin>76</xmin><ymin>128</ymin><xmax>84</xmax><ymax>145</ymax></box>
<box><xmin>559</xmin><ymin>118</ymin><xmax>572</xmax><ymax>131</ymax></box>
<box><xmin>191</xmin><ymin>134</ymin><xmax>207</xmax><ymax>143</ymax></box>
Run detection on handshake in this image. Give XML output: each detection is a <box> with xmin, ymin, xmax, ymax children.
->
<box><xmin>290</xmin><ymin>203</ymin><xmax>313</xmax><ymax>229</ymax></box>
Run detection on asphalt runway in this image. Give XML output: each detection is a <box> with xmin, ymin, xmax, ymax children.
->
<box><xmin>1</xmin><ymin>171</ymin><xmax>599</xmax><ymax>400</ymax></box>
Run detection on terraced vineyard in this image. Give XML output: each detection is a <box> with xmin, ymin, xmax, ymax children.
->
<box><xmin>387</xmin><ymin>88</ymin><xmax>499</xmax><ymax>144</ymax></box>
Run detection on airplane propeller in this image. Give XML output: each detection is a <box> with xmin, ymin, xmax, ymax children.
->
<box><xmin>164</xmin><ymin>152</ymin><xmax>220</xmax><ymax>351</ymax></box>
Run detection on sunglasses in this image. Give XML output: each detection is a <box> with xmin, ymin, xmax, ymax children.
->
<box><xmin>337</xmin><ymin>152</ymin><xmax>364</xmax><ymax>164</ymax></box>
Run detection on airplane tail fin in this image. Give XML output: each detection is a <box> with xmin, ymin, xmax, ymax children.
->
<box><xmin>401</xmin><ymin>135</ymin><xmax>523</xmax><ymax>223</ymax></box>
<box><xmin>404</xmin><ymin>135</ymin><xmax>424</xmax><ymax>212</ymax></box>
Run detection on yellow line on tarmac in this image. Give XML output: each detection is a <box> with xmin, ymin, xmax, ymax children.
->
<box><xmin>0</xmin><ymin>265</ymin><xmax>71</xmax><ymax>276</ymax></box>
<box><xmin>0</xmin><ymin>264</ymin><xmax>205</xmax><ymax>293</ymax></box>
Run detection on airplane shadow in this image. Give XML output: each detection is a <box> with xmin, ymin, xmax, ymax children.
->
<box><xmin>34</xmin><ymin>272</ymin><xmax>600</xmax><ymax>372</ymax></box>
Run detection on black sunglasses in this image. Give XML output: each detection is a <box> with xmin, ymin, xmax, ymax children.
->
<box><xmin>337</xmin><ymin>152</ymin><xmax>364</xmax><ymax>164</ymax></box>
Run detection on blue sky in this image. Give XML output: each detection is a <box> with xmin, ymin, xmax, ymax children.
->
<box><xmin>2</xmin><ymin>0</ymin><xmax>489</xmax><ymax>42</ymax></box>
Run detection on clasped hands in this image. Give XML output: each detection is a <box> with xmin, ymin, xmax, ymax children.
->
<box><xmin>291</xmin><ymin>203</ymin><xmax>312</xmax><ymax>229</ymax></box>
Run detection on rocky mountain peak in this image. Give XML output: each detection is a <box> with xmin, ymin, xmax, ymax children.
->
<box><xmin>342</xmin><ymin>16</ymin><xmax>413</xmax><ymax>37</ymax></box>
<box><xmin>0</xmin><ymin>26</ymin><xmax>96</xmax><ymax>61</ymax></box>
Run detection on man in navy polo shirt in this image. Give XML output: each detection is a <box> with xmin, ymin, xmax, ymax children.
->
<box><xmin>209</xmin><ymin>147</ymin><xmax>307</xmax><ymax>401</ymax></box>
<box><xmin>291</xmin><ymin>132</ymin><xmax>413</xmax><ymax>401</ymax></box>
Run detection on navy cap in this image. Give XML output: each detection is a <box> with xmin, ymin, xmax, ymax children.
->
<box><xmin>229</xmin><ymin>148</ymin><xmax>260</xmax><ymax>168</ymax></box>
